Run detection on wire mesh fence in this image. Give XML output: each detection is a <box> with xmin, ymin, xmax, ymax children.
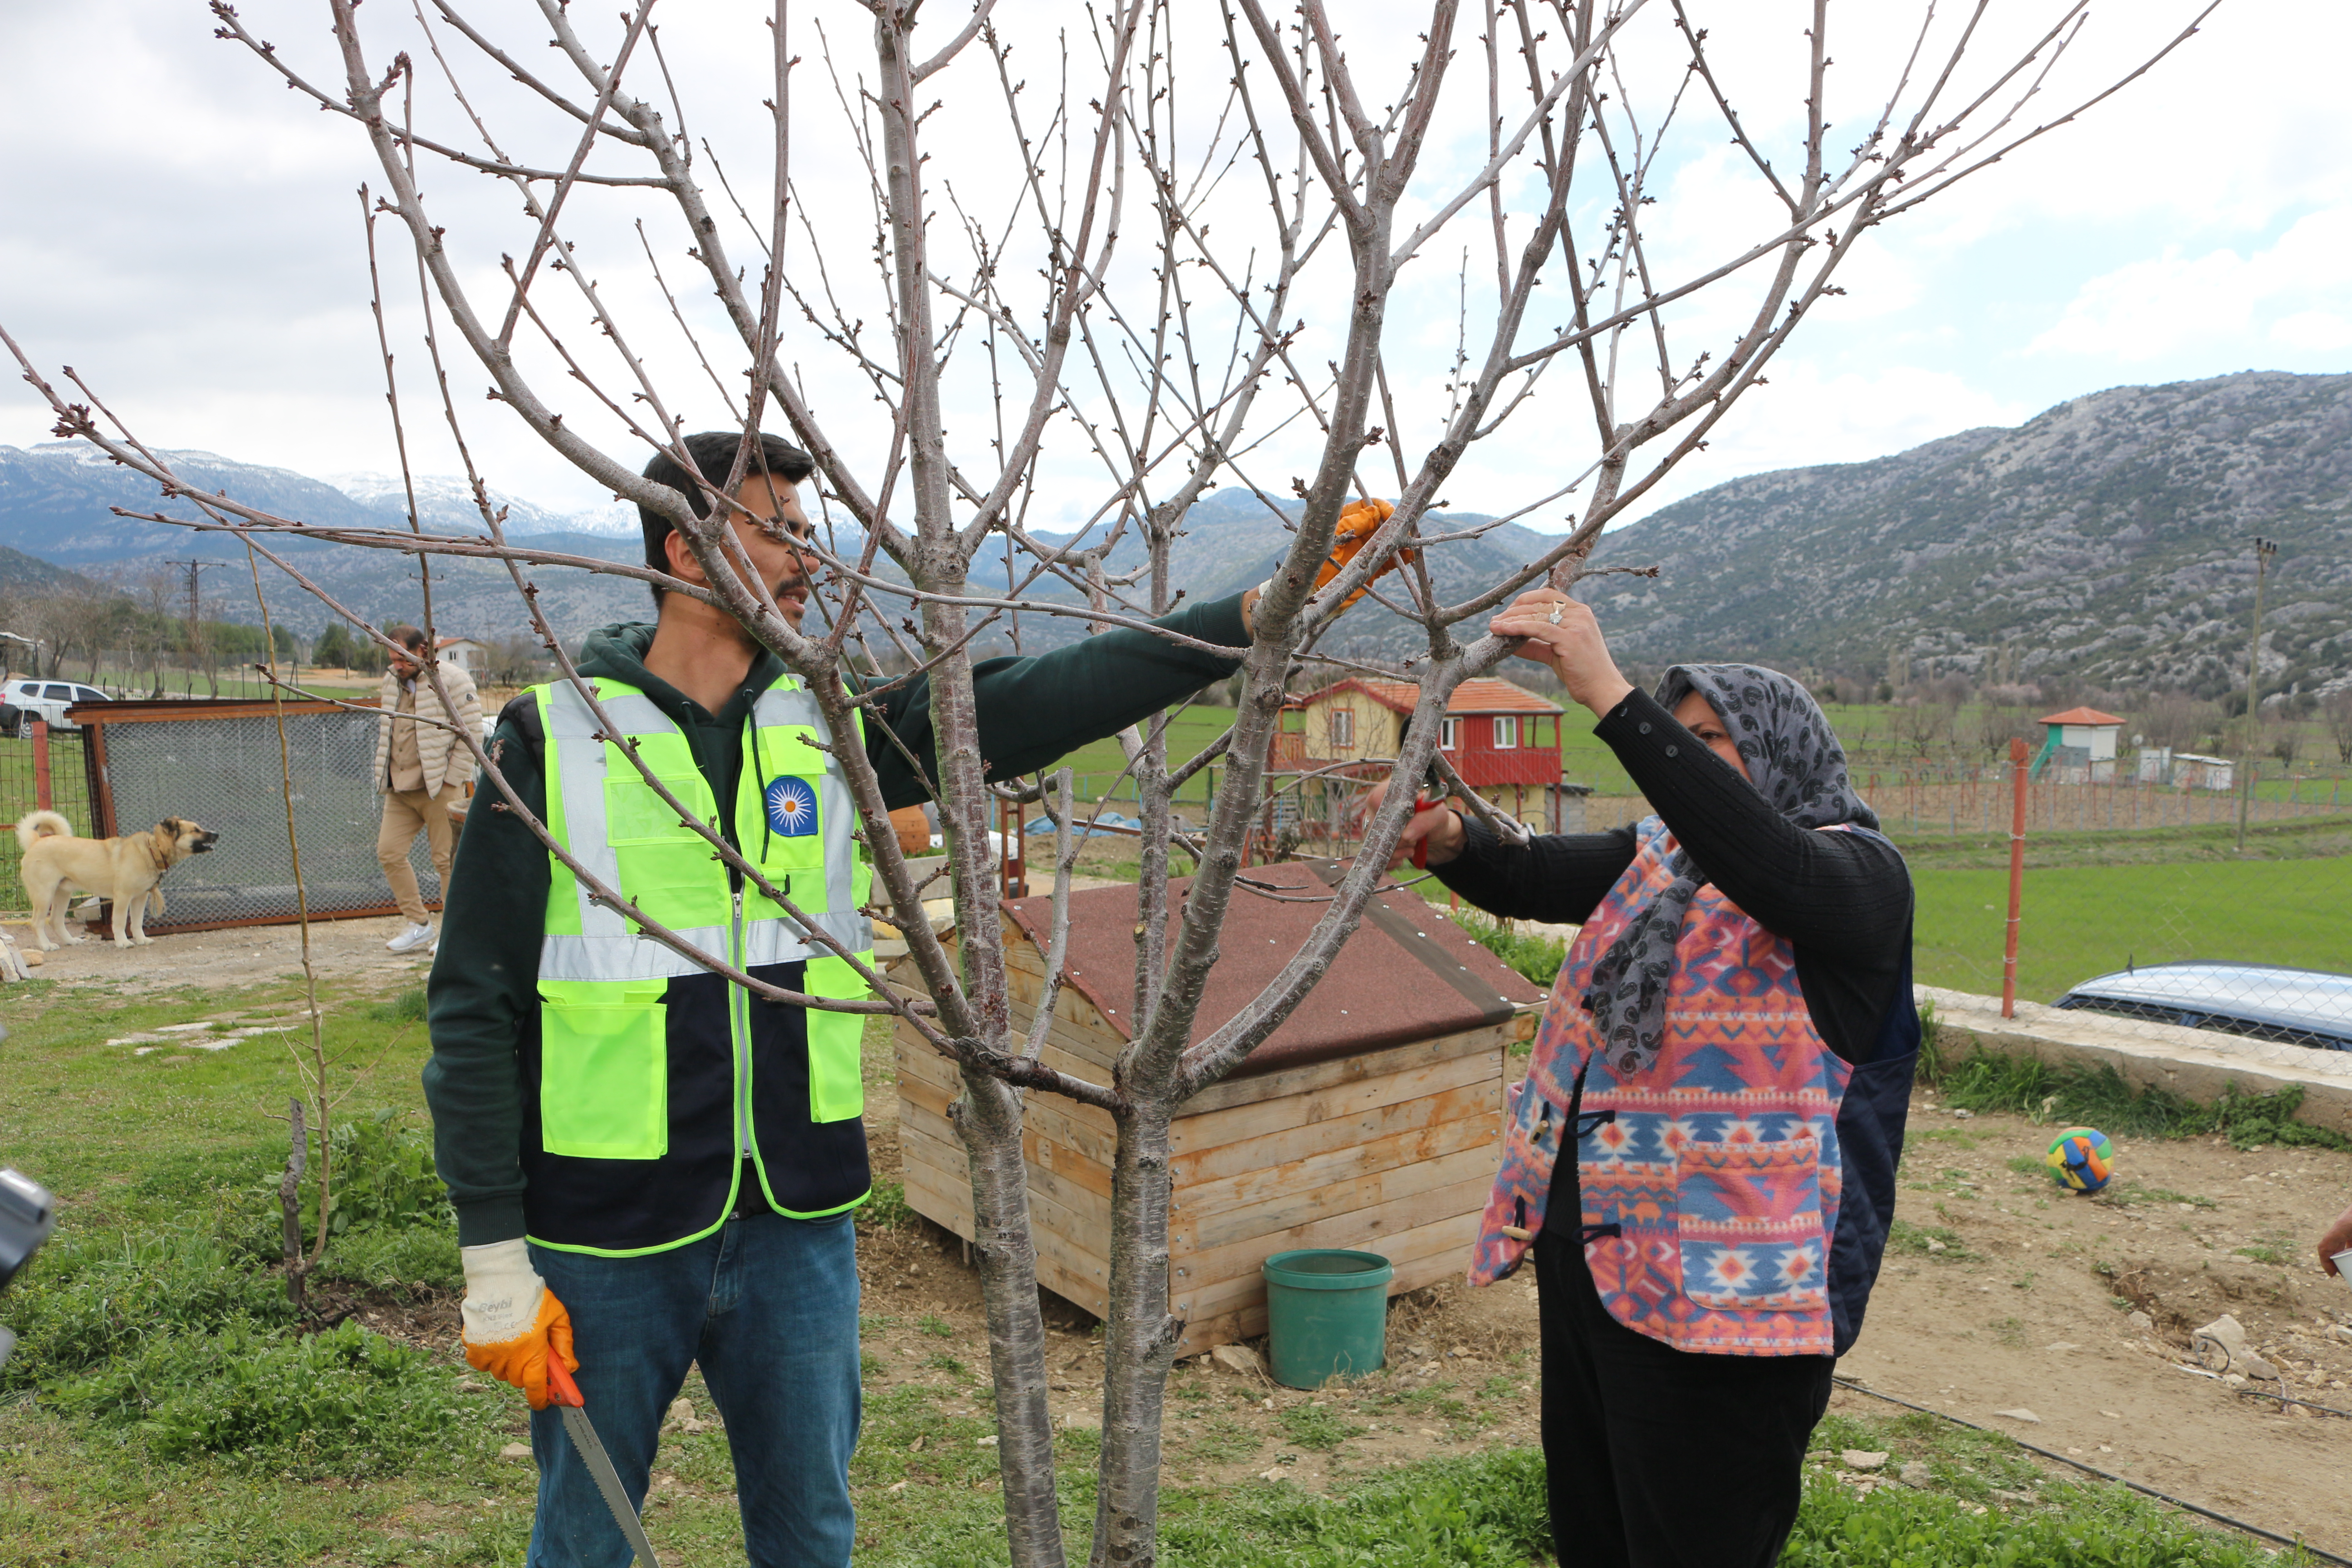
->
<box><xmin>49</xmin><ymin>702</ymin><xmax>440</xmax><ymax>931</ymax></box>
<box><xmin>0</xmin><ymin>729</ymin><xmax>94</xmax><ymax>911</ymax></box>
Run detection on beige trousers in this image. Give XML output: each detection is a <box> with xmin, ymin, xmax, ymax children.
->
<box><xmin>378</xmin><ymin>784</ymin><xmax>461</xmax><ymax>924</ymax></box>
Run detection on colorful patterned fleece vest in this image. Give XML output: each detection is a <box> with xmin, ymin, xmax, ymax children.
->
<box><xmin>1469</xmin><ymin>817</ymin><xmax>1916</xmax><ymax>1357</ymax></box>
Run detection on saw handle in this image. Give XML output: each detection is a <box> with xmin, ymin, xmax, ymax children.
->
<box><xmin>546</xmin><ymin>1351</ymin><xmax>586</xmax><ymax>1409</ymax></box>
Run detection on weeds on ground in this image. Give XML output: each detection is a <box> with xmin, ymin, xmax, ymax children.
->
<box><xmin>366</xmin><ymin>985</ymin><xmax>429</xmax><ymax>1024</ymax></box>
<box><xmin>1274</xmin><ymin>1402</ymin><xmax>1364</xmax><ymax>1451</ymax></box>
<box><xmin>1919</xmin><ymin>1038</ymin><xmax>2352</xmax><ymax>1152</ymax></box>
<box><xmin>1887</xmin><ymin>1218</ymin><xmax>1966</xmax><ymax>1259</ymax></box>
<box><xmin>862</xmin><ymin>1177</ymin><xmax>917</xmax><ymax>1232</ymax></box>
<box><xmin>48</xmin><ymin>1318</ymin><xmax>502</xmax><ymax>1477</ymax></box>
<box><xmin>1450</xmin><ymin>912</ymin><xmax>1567</xmax><ymax>988</ymax></box>
<box><xmin>0</xmin><ymin>1231</ymin><xmax>294</xmax><ymax>1390</ymax></box>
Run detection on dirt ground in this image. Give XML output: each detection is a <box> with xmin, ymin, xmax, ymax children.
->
<box><xmin>863</xmin><ymin>1070</ymin><xmax>2352</xmax><ymax>1553</ymax></box>
<box><xmin>17</xmin><ymin>921</ymin><xmax>2351</xmax><ymax>1553</ymax></box>
<box><xmin>1</xmin><ymin>910</ymin><xmax>436</xmax><ymax>993</ymax></box>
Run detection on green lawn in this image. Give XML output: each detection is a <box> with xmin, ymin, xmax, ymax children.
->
<box><xmin>1913</xmin><ymin>857</ymin><xmax>2352</xmax><ymax>1003</ymax></box>
<box><xmin>1056</xmin><ymin>704</ymin><xmax>1239</xmax><ymax>805</ymax></box>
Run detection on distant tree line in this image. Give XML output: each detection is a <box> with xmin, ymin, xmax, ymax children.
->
<box><xmin>0</xmin><ymin>573</ymin><xmax>555</xmax><ymax>697</ymax></box>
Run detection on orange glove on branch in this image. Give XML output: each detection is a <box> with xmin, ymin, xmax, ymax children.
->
<box><xmin>1313</xmin><ymin>498</ymin><xmax>1413</xmax><ymax>609</ymax></box>
<box><xmin>460</xmin><ymin>1238</ymin><xmax>578</xmax><ymax>1411</ymax></box>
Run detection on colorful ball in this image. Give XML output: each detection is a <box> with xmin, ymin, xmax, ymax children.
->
<box><xmin>2045</xmin><ymin>1127</ymin><xmax>2114</xmax><ymax>1193</ymax></box>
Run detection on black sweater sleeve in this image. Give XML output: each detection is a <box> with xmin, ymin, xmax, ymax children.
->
<box><xmin>1435</xmin><ymin>687</ymin><xmax>1912</xmax><ymax>1063</ymax></box>
<box><xmin>1431</xmin><ymin>819</ymin><xmax>1637</xmax><ymax>925</ymax></box>
<box><xmin>863</xmin><ymin>593</ymin><xmax>1250</xmax><ymax>808</ymax></box>
<box><xmin>422</xmin><ymin>707</ymin><xmax>549</xmax><ymax>1246</ymax></box>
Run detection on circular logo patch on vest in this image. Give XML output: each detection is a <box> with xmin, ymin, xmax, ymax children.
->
<box><xmin>764</xmin><ymin>775</ymin><xmax>819</xmax><ymax>837</ymax></box>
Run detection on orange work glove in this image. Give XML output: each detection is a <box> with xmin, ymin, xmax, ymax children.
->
<box><xmin>1313</xmin><ymin>498</ymin><xmax>1414</xmax><ymax>609</ymax></box>
<box><xmin>459</xmin><ymin>1238</ymin><xmax>578</xmax><ymax>1411</ymax></box>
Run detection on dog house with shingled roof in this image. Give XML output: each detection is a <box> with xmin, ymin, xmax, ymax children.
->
<box><xmin>890</xmin><ymin>860</ymin><xmax>1544</xmax><ymax>1357</ymax></box>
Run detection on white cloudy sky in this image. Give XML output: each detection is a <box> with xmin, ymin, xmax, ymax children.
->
<box><xmin>0</xmin><ymin>0</ymin><xmax>2344</xmax><ymax>537</ymax></box>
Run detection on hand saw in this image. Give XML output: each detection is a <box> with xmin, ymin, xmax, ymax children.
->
<box><xmin>547</xmin><ymin>1355</ymin><xmax>663</xmax><ymax>1566</ymax></box>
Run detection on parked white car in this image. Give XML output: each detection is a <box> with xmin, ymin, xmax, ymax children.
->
<box><xmin>0</xmin><ymin>677</ymin><xmax>112</xmax><ymax>737</ymax></box>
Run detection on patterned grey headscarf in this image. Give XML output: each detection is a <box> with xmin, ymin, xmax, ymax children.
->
<box><xmin>1583</xmin><ymin>664</ymin><xmax>1878</xmax><ymax>1078</ymax></box>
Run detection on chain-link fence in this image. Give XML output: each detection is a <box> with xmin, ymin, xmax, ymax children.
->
<box><xmin>0</xmin><ymin>728</ymin><xmax>93</xmax><ymax>912</ymax></box>
<box><xmin>71</xmin><ymin>701</ymin><xmax>439</xmax><ymax>932</ymax></box>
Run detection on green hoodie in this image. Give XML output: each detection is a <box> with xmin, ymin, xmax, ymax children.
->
<box><xmin>423</xmin><ymin>594</ymin><xmax>1250</xmax><ymax>1245</ymax></box>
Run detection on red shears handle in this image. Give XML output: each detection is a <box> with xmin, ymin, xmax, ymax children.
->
<box><xmin>546</xmin><ymin>1351</ymin><xmax>586</xmax><ymax>1409</ymax></box>
<box><xmin>1410</xmin><ymin>794</ymin><xmax>1436</xmax><ymax>869</ymax></box>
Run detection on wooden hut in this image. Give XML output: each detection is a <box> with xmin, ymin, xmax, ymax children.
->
<box><xmin>891</xmin><ymin>860</ymin><xmax>1544</xmax><ymax>1357</ymax></box>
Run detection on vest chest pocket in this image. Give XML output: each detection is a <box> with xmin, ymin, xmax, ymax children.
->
<box><xmin>604</xmin><ymin>770</ymin><xmax>726</xmax><ymax>931</ymax></box>
<box><xmin>1671</xmin><ymin>1136</ymin><xmax>1828</xmax><ymax>1312</ymax></box>
<box><xmin>747</xmin><ymin>722</ymin><xmax>831</xmax><ymax>876</ymax></box>
<box><xmin>538</xmin><ymin>980</ymin><xmax>669</xmax><ymax>1160</ymax></box>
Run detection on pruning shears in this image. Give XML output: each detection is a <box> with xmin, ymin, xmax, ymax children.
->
<box><xmin>548</xmin><ymin>1355</ymin><xmax>662</xmax><ymax>1566</ymax></box>
<box><xmin>1408</xmin><ymin>759</ymin><xmax>1446</xmax><ymax>870</ymax></box>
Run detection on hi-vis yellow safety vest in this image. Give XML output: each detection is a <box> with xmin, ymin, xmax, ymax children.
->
<box><xmin>520</xmin><ymin>673</ymin><xmax>877</xmax><ymax>1254</ymax></box>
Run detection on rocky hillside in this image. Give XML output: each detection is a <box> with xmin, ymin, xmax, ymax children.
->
<box><xmin>1585</xmin><ymin>371</ymin><xmax>2352</xmax><ymax>699</ymax></box>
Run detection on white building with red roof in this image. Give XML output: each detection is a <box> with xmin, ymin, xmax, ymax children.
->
<box><xmin>1262</xmin><ymin>675</ymin><xmax>1586</xmax><ymax>837</ymax></box>
<box><xmin>2036</xmin><ymin>704</ymin><xmax>2125</xmax><ymax>782</ymax></box>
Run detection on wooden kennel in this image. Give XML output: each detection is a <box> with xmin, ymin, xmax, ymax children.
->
<box><xmin>891</xmin><ymin>859</ymin><xmax>1544</xmax><ymax>1356</ymax></box>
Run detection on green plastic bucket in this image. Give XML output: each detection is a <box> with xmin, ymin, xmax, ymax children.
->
<box><xmin>1262</xmin><ymin>1248</ymin><xmax>1393</xmax><ymax>1389</ymax></box>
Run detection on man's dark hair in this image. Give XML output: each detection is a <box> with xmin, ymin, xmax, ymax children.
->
<box><xmin>639</xmin><ymin>431</ymin><xmax>815</xmax><ymax>605</ymax></box>
<box><xmin>386</xmin><ymin>624</ymin><xmax>428</xmax><ymax>654</ymax></box>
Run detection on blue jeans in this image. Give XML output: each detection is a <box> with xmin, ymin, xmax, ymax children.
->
<box><xmin>525</xmin><ymin>1210</ymin><xmax>861</xmax><ymax>1568</ymax></box>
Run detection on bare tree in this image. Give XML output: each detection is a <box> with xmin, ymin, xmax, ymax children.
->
<box><xmin>4</xmin><ymin>1</ymin><xmax>2214</xmax><ymax>1561</ymax></box>
<box><xmin>2326</xmin><ymin>691</ymin><xmax>2352</xmax><ymax>767</ymax></box>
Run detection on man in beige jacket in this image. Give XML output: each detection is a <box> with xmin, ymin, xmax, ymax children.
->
<box><xmin>375</xmin><ymin>625</ymin><xmax>483</xmax><ymax>954</ymax></box>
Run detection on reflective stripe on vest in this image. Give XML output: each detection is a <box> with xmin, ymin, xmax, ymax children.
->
<box><xmin>531</xmin><ymin>675</ymin><xmax>876</xmax><ymax>1161</ymax></box>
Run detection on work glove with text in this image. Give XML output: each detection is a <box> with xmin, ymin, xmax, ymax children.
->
<box><xmin>1314</xmin><ymin>498</ymin><xmax>1414</xmax><ymax>609</ymax></box>
<box><xmin>460</xmin><ymin>1238</ymin><xmax>577</xmax><ymax>1411</ymax></box>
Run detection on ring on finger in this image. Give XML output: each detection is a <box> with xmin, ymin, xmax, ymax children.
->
<box><xmin>1546</xmin><ymin>600</ymin><xmax>1565</xmax><ymax>625</ymax></box>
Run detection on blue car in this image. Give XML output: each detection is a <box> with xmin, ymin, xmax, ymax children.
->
<box><xmin>2053</xmin><ymin>960</ymin><xmax>2352</xmax><ymax>1052</ymax></box>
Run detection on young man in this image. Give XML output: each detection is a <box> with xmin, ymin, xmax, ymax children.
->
<box><xmin>424</xmin><ymin>432</ymin><xmax>1403</xmax><ymax>1567</ymax></box>
<box><xmin>374</xmin><ymin>624</ymin><xmax>482</xmax><ymax>955</ymax></box>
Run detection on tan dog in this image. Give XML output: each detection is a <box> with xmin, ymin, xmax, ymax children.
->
<box><xmin>14</xmin><ymin>810</ymin><xmax>220</xmax><ymax>951</ymax></box>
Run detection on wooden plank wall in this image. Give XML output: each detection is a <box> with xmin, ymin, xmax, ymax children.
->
<box><xmin>890</xmin><ymin>928</ymin><xmax>1529</xmax><ymax>1357</ymax></box>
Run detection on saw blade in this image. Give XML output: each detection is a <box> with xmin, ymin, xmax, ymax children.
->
<box><xmin>558</xmin><ymin>1402</ymin><xmax>662</xmax><ymax>1566</ymax></box>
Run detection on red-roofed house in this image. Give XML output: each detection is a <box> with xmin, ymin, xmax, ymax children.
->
<box><xmin>2035</xmin><ymin>705</ymin><xmax>2124</xmax><ymax>782</ymax></box>
<box><xmin>1265</xmin><ymin>676</ymin><xmax>1584</xmax><ymax>836</ymax></box>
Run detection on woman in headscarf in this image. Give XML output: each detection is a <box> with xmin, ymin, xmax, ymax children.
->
<box><xmin>1390</xmin><ymin>589</ymin><xmax>1917</xmax><ymax>1568</ymax></box>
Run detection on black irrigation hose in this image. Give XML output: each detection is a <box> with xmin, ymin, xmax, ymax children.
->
<box><xmin>1831</xmin><ymin>1376</ymin><xmax>2351</xmax><ymax>1566</ymax></box>
<box><xmin>2234</xmin><ymin>1386</ymin><xmax>2352</xmax><ymax>1421</ymax></box>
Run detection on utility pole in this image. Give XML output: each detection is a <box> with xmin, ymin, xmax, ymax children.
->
<box><xmin>2236</xmin><ymin>536</ymin><xmax>2278</xmax><ymax>852</ymax></box>
<box><xmin>162</xmin><ymin>559</ymin><xmax>217</xmax><ymax>696</ymax></box>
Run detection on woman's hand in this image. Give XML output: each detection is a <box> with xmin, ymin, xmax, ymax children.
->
<box><xmin>1490</xmin><ymin>591</ymin><xmax>1633</xmax><ymax>716</ymax></box>
<box><xmin>1361</xmin><ymin>779</ymin><xmax>1467</xmax><ymax>869</ymax></box>
<box><xmin>2318</xmin><ymin>1203</ymin><xmax>2352</xmax><ymax>1275</ymax></box>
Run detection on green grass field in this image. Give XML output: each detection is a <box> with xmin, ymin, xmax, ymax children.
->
<box><xmin>1912</xmin><ymin>857</ymin><xmax>2352</xmax><ymax>1003</ymax></box>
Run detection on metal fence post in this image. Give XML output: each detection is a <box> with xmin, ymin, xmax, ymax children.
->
<box><xmin>2002</xmin><ymin>737</ymin><xmax>2027</xmax><ymax>1020</ymax></box>
<box><xmin>30</xmin><ymin>720</ymin><xmax>49</xmax><ymax>812</ymax></box>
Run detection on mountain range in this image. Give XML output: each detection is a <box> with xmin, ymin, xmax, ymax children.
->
<box><xmin>2</xmin><ymin>369</ymin><xmax>2346</xmax><ymax>696</ymax></box>
<box><xmin>1586</xmin><ymin>370</ymin><xmax>2352</xmax><ymax>699</ymax></box>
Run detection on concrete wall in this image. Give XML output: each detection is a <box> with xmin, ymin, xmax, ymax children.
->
<box><xmin>1922</xmin><ymin>985</ymin><xmax>2352</xmax><ymax>1137</ymax></box>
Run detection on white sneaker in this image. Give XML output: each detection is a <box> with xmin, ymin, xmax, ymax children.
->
<box><xmin>387</xmin><ymin>921</ymin><xmax>436</xmax><ymax>954</ymax></box>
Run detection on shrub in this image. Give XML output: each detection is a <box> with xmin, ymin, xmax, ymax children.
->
<box><xmin>244</xmin><ymin>1108</ymin><xmax>456</xmax><ymax>1257</ymax></box>
<box><xmin>49</xmin><ymin>1318</ymin><xmax>505</xmax><ymax>1478</ymax></box>
<box><xmin>0</xmin><ymin>1232</ymin><xmax>293</xmax><ymax>1390</ymax></box>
